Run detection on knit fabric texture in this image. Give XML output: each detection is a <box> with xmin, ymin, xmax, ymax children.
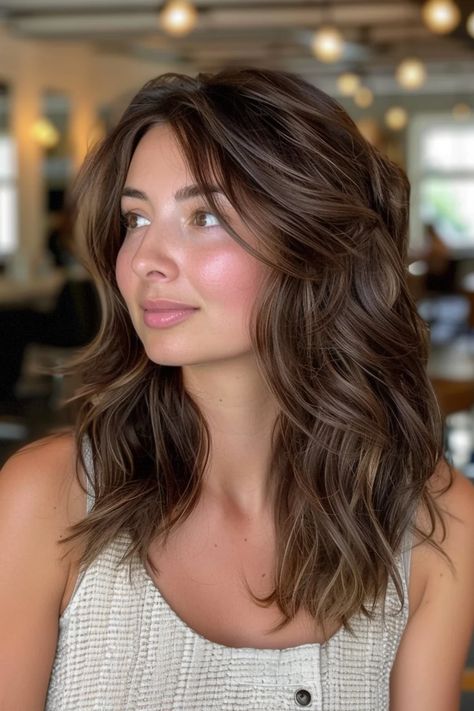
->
<box><xmin>45</xmin><ymin>440</ymin><xmax>413</xmax><ymax>711</ymax></box>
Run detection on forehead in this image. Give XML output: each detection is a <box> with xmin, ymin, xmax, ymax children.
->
<box><xmin>127</xmin><ymin>124</ymin><xmax>187</xmax><ymax>177</ymax></box>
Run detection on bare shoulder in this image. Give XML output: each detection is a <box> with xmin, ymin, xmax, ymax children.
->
<box><xmin>0</xmin><ymin>433</ymin><xmax>84</xmax><ymax>510</ymax></box>
<box><xmin>421</xmin><ymin>458</ymin><xmax>474</xmax><ymax>557</ymax></box>
<box><xmin>390</xmin><ymin>460</ymin><xmax>474</xmax><ymax>711</ymax></box>
<box><xmin>0</xmin><ymin>430</ymin><xmax>87</xmax><ymax>560</ymax></box>
<box><xmin>409</xmin><ymin>459</ymin><xmax>474</xmax><ymax>608</ymax></box>
<box><xmin>0</xmin><ymin>432</ymin><xmax>88</xmax><ymax>708</ymax></box>
<box><xmin>427</xmin><ymin>456</ymin><xmax>474</xmax><ymax>511</ymax></box>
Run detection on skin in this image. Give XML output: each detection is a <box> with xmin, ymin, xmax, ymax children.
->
<box><xmin>116</xmin><ymin>123</ymin><xmax>280</xmax><ymax>516</ymax></box>
<box><xmin>0</xmin><ymin>122</ymin><xmax>473</xmax><ymax>710</ymax></box>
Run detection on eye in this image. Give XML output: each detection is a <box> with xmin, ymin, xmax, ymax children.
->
<box><xmin>192</xmin><ymin>210</ymin><xmax>221</xmax><ymax>228</ymax></box>
<box><xmin>121</xmin><ymin>211</ymin><xmax>150</xmax><ymax>231</ymax></box>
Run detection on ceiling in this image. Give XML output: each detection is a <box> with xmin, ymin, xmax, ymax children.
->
<box><xmin>1</xmin><ymin>0</ymin><xmax>474</xmax><ymax>96</ymax></box>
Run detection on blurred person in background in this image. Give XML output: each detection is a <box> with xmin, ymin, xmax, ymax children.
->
<box><xmin>0</xmin><ymin>67</ymin><xmax>473</xmax><ymax>711</ymax></box>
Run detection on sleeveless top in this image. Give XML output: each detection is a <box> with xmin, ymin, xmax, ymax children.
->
<box><xmin>45</xmin><ymin>439</ymin><xmax>413</xmax><ymax>711</ymax></box>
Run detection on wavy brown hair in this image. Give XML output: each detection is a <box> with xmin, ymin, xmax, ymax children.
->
<box><xmin>63</xmin><ymin>66</ymin><xmax>453</xmax><ymax>636</ymax></box>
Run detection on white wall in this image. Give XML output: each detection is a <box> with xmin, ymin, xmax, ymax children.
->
<box><xmin>0</xmin><ymin>27</ymin><xmax>190</xmax><ymax>273</ymax></box>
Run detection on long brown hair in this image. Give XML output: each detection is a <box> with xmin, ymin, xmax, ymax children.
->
<box><xmin>63</xmin><ymin>66</ymin><xmax>453</xmax><ymax>635</ymax></box>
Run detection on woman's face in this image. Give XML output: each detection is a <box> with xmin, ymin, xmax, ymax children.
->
<box><xmin>116</xmin><ymin>124</ymin><xmax>268</xmax><ymax>368</ymax></box>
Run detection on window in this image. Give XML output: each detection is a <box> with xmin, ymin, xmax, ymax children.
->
<box><xmin>0</xmin><ymin>134</ymin><xmax>18</xmax><ymax>259</ymax></box>
<box><xmin>407</xmin><ymin>115</ymin><xmax>474</xmax><ymax>254</ymax></box>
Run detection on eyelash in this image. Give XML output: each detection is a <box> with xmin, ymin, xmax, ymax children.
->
<box><xmin>120</xmin><ymin>209</ymin><xmax>222</xmax><ymax>232</ymax></box>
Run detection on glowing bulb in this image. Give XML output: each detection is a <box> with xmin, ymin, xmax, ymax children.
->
<box><xmin>159</xmin><ymin>0</ymin><xmax>197</xmax><ymax>37</ymax></box>
<box><xmin>467</xmin><ymin>11</ymin><xmax>474</xmax><ymax>38</ymax></box>
<box><xmin>396</xmin><ymin>58</ymin><xmax>426</xmax><ymax>89</ymax></box>
<box><xmin>421</xmin><ymin>0</ymin><xmax>460</xmax><ymax>34</ymax></box>
<box><xmin>337</xmin><ymin>72</ymin><xmax>360</xmax><ymax>96</ymax></box>
<box><xmin>31</xmin><ymin>118</ymin><xmax>60</xmax><ymax>149</ymax></box>
<box><xmin>385</xmin><ymin>106</ymin><xmax>408</xmax><ymax>130</ymax></box>
<box><xmin>311</xmin><ymin>26</ymin><xmax>344</xmax><ymax>63</ymax></box>
<box><xmin>353</xmin><ymin>86</ymin><xmax>373</xmax><ymax>108</ymax></box>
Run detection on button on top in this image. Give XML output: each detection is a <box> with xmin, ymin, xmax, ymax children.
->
<box><xmin>294</xmin><ymin>688</ymin><xmax>312</xmax><ymax>706</ymax></box>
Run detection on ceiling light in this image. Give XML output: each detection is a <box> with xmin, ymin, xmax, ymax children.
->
<box><xmin>385</xmin><ymin>106</ymin><xmax>408</xmax><ymax>130</ymax></box>
<box><xmin>311</xmin><ymin>26</ymin><xmax>344</xmax><ymax>63</ymax></box>
<box><xmin>395</xmin><ymin>58</ymin><xmax>426</xmax><ymax>89</ymax></box>
<box><xmin>31</xmin><ymin>118</ymin><xmax>60</xmax><ymax>149</ymax></box>
<box><xmin>421</xmin><ymin>0</ymin><xmax>461</xmax><ymax>34</ymax></box>
<box><xmin>467</xmin><ymin>11</ymin><xmax>474</xmax><ymax>38</ymax></box>
<box><xmin>353</xmin><ymin>86</ymin><xmax>373</xmax><ymax>108</ymax></box>
<box><xmin>159</xmin><ymin>0</ymin><xmax>197</xmax><ymax>37</ymax></box>
<box><xmin>337</xmin><ymin>72</ymin><xmax>360</xmax><ymax>96</ymax></box>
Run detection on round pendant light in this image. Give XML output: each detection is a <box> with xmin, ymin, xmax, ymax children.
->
<box><xmin>337</xmin><ymin>72</ymin><xmax>361</xmax><ymax>96</ymax></box>
<box><xmin>421</xmin><ymin>0</ymin><xmax>461</xmax><ymax>34</ymax></box>
<box><xmin>385</xmin><ymin>107</ymin><xmax>408</xmax><ymax>130</ymax></box>
<box><xmin>396</xmin><ymin>58</ymin><xmax>427</xmax><ymax>89</ymax></box>
<box><xmin>467</xmin><ymin>11</ymin><xmax>474</xmax><ymax>38</ymax></box>
<box><xmin>160</xmin><ymin>0</ymin><xmax>198</xmax><ymax>36</ymax></box>
<box><xmin>311</xmin><ymin>26</ymin><xmax>344</xmax><ymax>63</ymax></box>
<box><xmin>31</xmin><ymin>118</ymin><xmax>60</xmax><ymax>149</ymax></box>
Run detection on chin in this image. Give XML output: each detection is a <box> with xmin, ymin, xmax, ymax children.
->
<box><xmin>141</xmin><ymin>337</ymin><xmax>253</xmax><ymax>369</ymax></box>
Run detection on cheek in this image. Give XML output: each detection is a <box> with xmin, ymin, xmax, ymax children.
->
<box><xmin>194</xmin><ymin>248</ymin><xmax>264</xmax><ymax>310</ymax></box>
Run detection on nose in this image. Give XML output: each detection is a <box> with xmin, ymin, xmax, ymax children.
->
<box><xmin>130</xmin><ymin>225</ymin><xmax>180</xmax><ymax>282</ymax></box>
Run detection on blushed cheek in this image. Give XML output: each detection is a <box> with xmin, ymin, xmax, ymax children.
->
<box><xmin>196</xmin><ymin>251</ymin><xmax>264</xmax><ymax>310</ymax></box>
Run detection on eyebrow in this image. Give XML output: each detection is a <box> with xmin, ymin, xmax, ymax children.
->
<box><xmin>121</xmin><ymin>184</ymin><xmax>226</xmax><ymax>202</ymax></box>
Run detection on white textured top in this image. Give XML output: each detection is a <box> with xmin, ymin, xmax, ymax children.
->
<box><xmin>45</xmin><ymin>441</ymin><xmax>413</xmax><ymax>711</ymax></box>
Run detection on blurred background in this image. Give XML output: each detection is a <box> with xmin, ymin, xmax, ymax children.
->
<box><xmin>0</xmin><ymin>0</ymin><xmax>473</xmax><ymax>701</ymax></box>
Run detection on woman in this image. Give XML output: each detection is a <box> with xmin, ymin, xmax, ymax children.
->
<box><xmin>1</xmin><ymin>67</ymin><xmax>473</xmax><ymax>711</ymax></box>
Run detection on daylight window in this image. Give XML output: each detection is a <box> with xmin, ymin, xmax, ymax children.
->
<box><xmin>0</xmin><ymin>134</ymin><xmax>18</xmax><ymax>258</ymax></box>
<box><xmin>408</xmin><ymin>117</ymin><xmax>474</xmax><ymax>252</ymax></box>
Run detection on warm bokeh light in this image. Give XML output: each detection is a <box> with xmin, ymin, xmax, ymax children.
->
<box><xmin>337</xmin><ymin>72</ymin><xmax>361</xmax><ymax>96</ymax></box>
<box><xmin>385</xmin><ymin>106</ymin><xmax>408</xmax><ymax>130</ymax></box>
<box><xmin>467</xmin><ymin>11</ymin><xmax>474</xmax><ymax>38</ymax></box>
<box><xmin>353</xmin><ymin>86</ymin><xmax>373</xmax><ymax>108</ymax></box>
<box><xmin>452</xmin><ymin>102</ymin><xmax>472</xmax><ymax>118</ymax></box>
<box><xmin>311</xmin><ymin>26</ymin><xmax>344</xmax><ymax>62</ymax></box>
<box><xmin>421</xmin><ymin>0</ymin><xmax>461</xmax><ymax>34</ymax></box>
<box><xmin>396</xmin><ymin>58</ymin><xmax>427</xmax><ymax>89</ymax></box>
<box><xmin>159</xmin><ymin>0</ymin><xmax>198</xmax><ymax>36</ymax></box>
<box><xmin>30</xmin><ymin>118</ymin><xmax>60</xmax><ymax>149</ymax></box>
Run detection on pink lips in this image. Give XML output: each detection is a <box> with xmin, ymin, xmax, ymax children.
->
<box><xmin>141</xmin><ymin>299</ymin><xmax>198</xmax><ymax>329</ymax></box>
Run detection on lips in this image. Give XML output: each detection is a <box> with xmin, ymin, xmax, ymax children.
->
<box><xmin>141</xmin><ymin>299</ymin><xmax>198</xmax><ymax>311</ymax></box>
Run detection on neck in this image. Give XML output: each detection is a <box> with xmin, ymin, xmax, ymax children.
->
<box><xmin>182</xmin><ymin>354</ymin><xmax>280</xmax><ymax>517</ymax></box>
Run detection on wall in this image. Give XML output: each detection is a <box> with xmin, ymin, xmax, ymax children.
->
<box><xmin>0</xmin><ymin>27</ymin><xmax>187</xmax><ymax>273</ymax></box>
